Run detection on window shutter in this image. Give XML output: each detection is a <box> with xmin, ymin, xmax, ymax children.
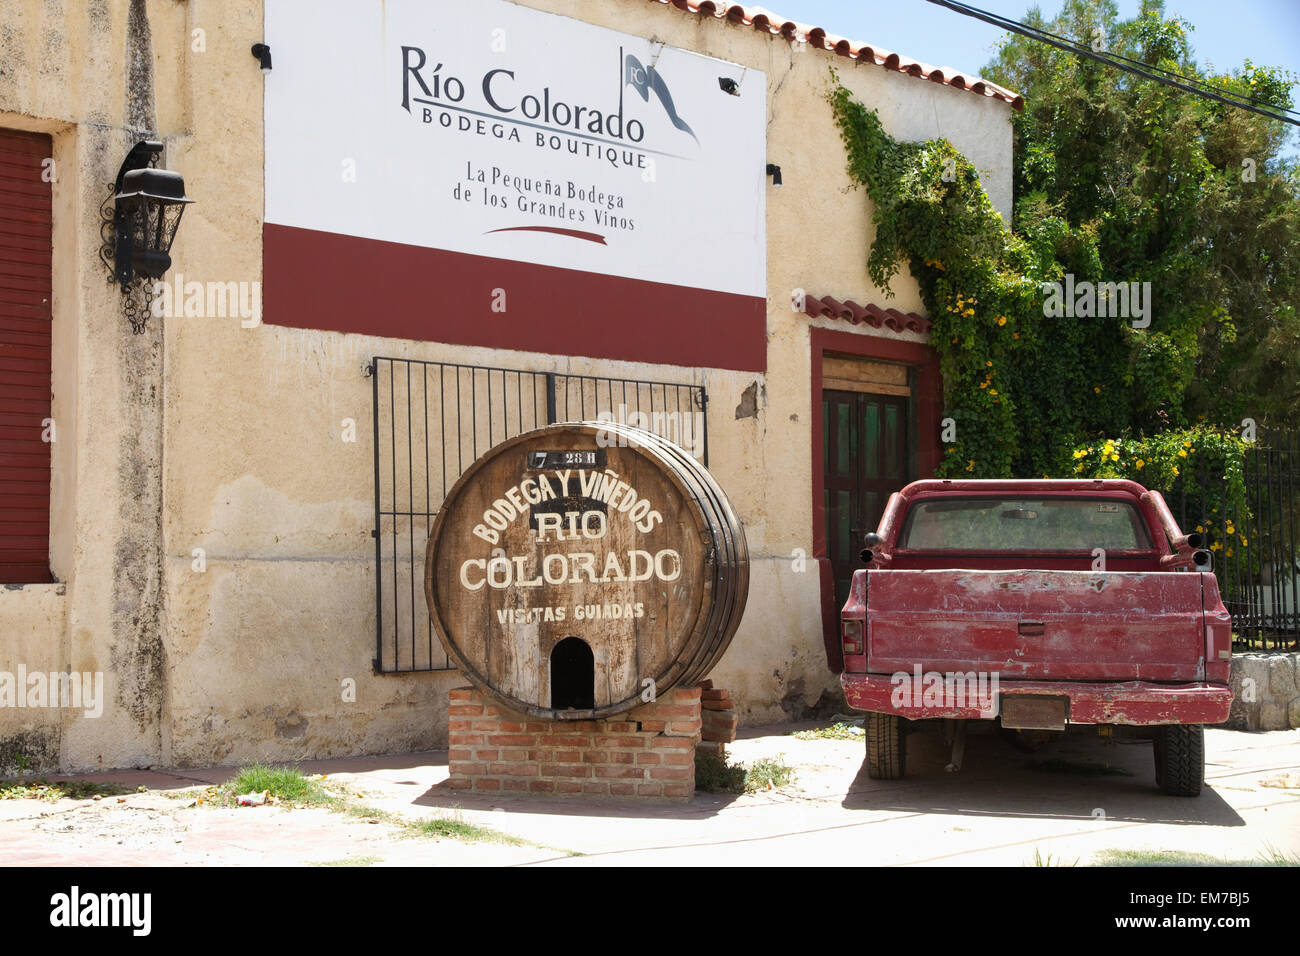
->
<box><xmin>0</xmin><ymin>128</ymin><xmax>54</xmax><ymax>583</ymax></box>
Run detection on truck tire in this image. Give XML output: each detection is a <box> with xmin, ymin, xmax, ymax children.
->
<box><xmin>866</xmin><ymin>712</ymin><xmax>906</xmax><ymax>780</ymax></box>
<box><xmin>1153</xmin><ymin>724</ymin><xmax>1204</xmax><ymax>797</ymax></box>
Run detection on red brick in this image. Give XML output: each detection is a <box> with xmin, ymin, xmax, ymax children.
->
<box><xmin>596</xmin><ymin>736</ymin><xmax>644</xmax><ymax>748</ymax></box>
<box><xmin>553</xmin><ymin>750</ymin><xmax>582</xmax><ymax>763</ymax></box>
<box><xmin>701</xmin><ymin>688</ymin><xmax>729</xmax><ymax>701</ymax></box>
<box><xmin>638</xmin><ymin>720</ymin><xmax>666</xmax><ymax>732</ymax></box>
<box><xmin>502</xmin><ymin>778</ymin><xmax>528</xmax><ymax>791</ymax></box>
<box><xmin>654</xmin><ymin>735</ymin><xmax>696</xmax><ymax>750</ymax></box>
<box><xmin>555</xmin><ymin>782</ymin><xmax>583</xmax><ymax>793</ymax></box>
<box><xmin>608</xmin><ymin>751</ymin><xmax>635</xmax><ymax>765</ymax></box>
<box><xmin>529</xmin><ymin>780</ymin><xmax>556</xmax><ymax>793</ymax></box>
<box><xmin>497</xmin><ymin>721</ymin><xmax>526</xmax><ymax>732</ymax></box>
<box><xmin>540</xmin><ymin>764</ymin><xmax>591</xmax><ymax>778</ymax></box>
<box><xmin>650</xmin><ymin>766</ymin><xmax>692</xmax><ymax>781</ymax></box>
<box><xmin>637</xmin><ymin>782</ymin><xmax>664</xmax><ymax>797</ymax></box>
<box><xmin>525</xmin><ymin>722</ymin><xmax>549</xmax><ymax>732</ymax></box>
<box><xmin>702</xmin><ymin>699</ymin><xmax>735</xmax><ymax>711</ymax></box>
<box><xmin>500</xmin><ymin>749</ymin><xmax>528</xmax><ymax>761</ymax></box>
<box><xmin>662</xmin><ymin>751</ymin><xmax>695</xmax><ymax>766</ymax></box>
<box><xmin>581</xmin><ymin>751</ymin><xmax>610</xmax><ymax>763</ymax></box>
<box><xmin>696</xmin><ymin>741</ymin><xmax>726</xmax><ymax>757</ymax></box>
<box><xmin>667</xmin><ymin>720</ymin><xmax>702</xmax><ymax>735</ymax></box>
<box><xmin>527</xmin><ymin>749</ymin><xmax>553</xmax><ymax>762</ymax></box>
<box><xmin>449</xmin><ymin>733</ymin><xmax>484</xmax><ymax>746</ymax></box>
<box><xmin>473</xmin><ymin>778</ymin><xmax>501</xmax><ymax>791</ymax></box>
<box><xmin>646</xmin><ymin>704</ymin><xmax>699</xmax><ymax>718</ymax></box>
<box><xmin>571</xmin><ymin>721</ymin><xmax>599</xmax><ymax>732</ymax></box>
<box><xmin>481</xmin><ymin>705</ymin><xmax>504</xmax><ymax>716</ymax></box>
<box><xmin>550</xmin><ymin>735</ymin><xmax>591</xmax><ymax>747</ymax></box>
<box><xmin>603</xmin><ymin>721</ymin><xmax>637</xmax><ymax>733</ymax></box>
<box><xmin>668</xmin><ymin>687</ymin><xmax>701</xmax><ymax>700</ymax></box>
<box><xmin>697</xmin><ymin>679</ymin><xmax>714</xmax><ymax>692</ymax></box>
<box><xmin>448</xmin><ymin>778</ymin><xmax>472</xmax><ymax>790</ymax></box>
<box><xmin>636</xmin><ymin>752</ymin><xmax>662</xmax><ymax>765</ymax></box>
<box><xmin>595</xmin><ymin>766</ymin><xmax>646</xmax><ymax>779</ymax></box>
<box><xmin>448</xmin><ymin>749</ymin><xmax>474</xmax><ymax>762</ymax></box>
<box><xmin>609</xmin><ymin>783</ymin><xmax>637</xmax><ymax>796</ymax></box>
<box><xmin>448</xmin><ymin>719</ymin><xmax>472</xmax><ymax>732</ymax></box>
<box><xmin>449</xmin><ymin>688</ymin><xmax>475</xmax><ymax>701</ymax></box>
<box><xmin>487</xmin><ymin>734</ymin><xmax>536</xmax><ymax>746</ymax></box>
<box><xmin>582</xmin><ymin>781</ymin><xmax>609</xmax><ymax>795</ymax></box>
<box><xmin>448</xmin><ymin>704</ymin><xmax>483</xmax><ymax>716</ymax></box>
<box><xmin>663</xmin><ymin>784</ymin><xmax>693</xmax><ymax>798</ymax></box>
<box><xmin>489</xmin><ymin>763</ymin><xmax>539</xmax><ymax>776</ymax></box>
<box><xmin>474</xmin><ymin>749</ymin><xmax>500</xmax><ymax>761</ymax></box>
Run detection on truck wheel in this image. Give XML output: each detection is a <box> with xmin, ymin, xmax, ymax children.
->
<box><xmin>866</xmin><ymin>712</ymin><xmax>906</xmax><ymax>780</ymax></box>
<box><xmin>1153</xmin><ymin>724</ymin><xmax>1204</xmax><ymax>797</ymax></box>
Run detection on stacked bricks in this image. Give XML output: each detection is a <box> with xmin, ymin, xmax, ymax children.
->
<box><xmin>697</xmin><ymin>679</ymin><xmax>739</xmax><ymax>758</ymax></box>
<box><xmin>448</xmin><ymin>685</ymin><xmax>704</xmax><ymax>802</ymax></box>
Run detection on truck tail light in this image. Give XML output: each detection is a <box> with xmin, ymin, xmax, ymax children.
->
<box><xmin>842</xmin><ymin>619</ymin><xmax>864</xmax><ymax>656</ymax></box>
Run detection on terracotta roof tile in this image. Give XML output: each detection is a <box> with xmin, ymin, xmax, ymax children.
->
<box><xmin>801</xmin><ymin>294</ymin><xmax>933</xmax><ymax>335</ymax></box>
<box><xmin>645</xmin><ymin>1</ymin><xmax>1023</xmax><ymax>110</ymax></box>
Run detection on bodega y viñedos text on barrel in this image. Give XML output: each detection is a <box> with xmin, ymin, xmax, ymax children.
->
<box><xmin>424</xmin><ymin>422</ymin><xmax>748</xmax><ymax>720</ymax></box>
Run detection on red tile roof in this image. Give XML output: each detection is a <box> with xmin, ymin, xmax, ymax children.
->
<box><xmin>647</xmin><ymin>1</ymin><xmax>1024</xmax><ymax>110</ymax></box>
<box><xmin>802</xmin><ymin>294</ymin><xmax>932</xmax><ymax>335</ymax></box>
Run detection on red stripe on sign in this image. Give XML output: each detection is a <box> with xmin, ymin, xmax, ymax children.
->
<box><xmin>263</xmin><ymin>223</ymin><xmax>767</xmax><ymax>372</ymax></box>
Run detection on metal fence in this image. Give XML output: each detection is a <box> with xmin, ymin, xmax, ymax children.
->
<box><xmin>1172</xmin><ymin>429</ymin><xmax>1300</xmax><ymax>650</ymax></box>
<box><xmin>368</xmin><ymin>356</ymin><xmax>709</xmax><ymax>674</ymax></box>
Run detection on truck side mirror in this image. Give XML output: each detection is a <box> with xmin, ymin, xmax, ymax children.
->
<box><xmin>863</xmin><ymin>532</ymin><xmax>885</xmax><ymax>549</ymax></box>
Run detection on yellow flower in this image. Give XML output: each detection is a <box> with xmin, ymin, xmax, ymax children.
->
<box><xmin>1136</xmin><ymin>459</ymin><xmax>1145</xmax><ymax>469</ymax></box>
<box><xmin>1171</xmin><ymin>466</ymin><xmax>1179</xmax><ymax>476</ymax></box>
<box><xmin>1211</xmin><ymin>542</ymin><xmax>1222</xmax><ymax>551</ymax></box>
<box><xmin>997</xmin><ymin>315</ymin><xmax>1007</xmax><ymax>326</ymax></box>
<box><xmin>1073</xmin><ymin>449</ymin><xmax>1088</xmax><ymax>459</ymax></box>
<box><xmin>1013</xmin><ymin>332</ymin><xmax>1020</xmax><ymax>339</ymax></box>
<box><xmin>986</xmin><ymin>361</ymin><xmax>993</xmax><ymax>367</ymax></box>
<box><xmin>966</xmin><ymin>459</ymin><xmax>975</xmax><ymax>471</ymax></box>
<box><xmin>980</xmin><ymin>381</ymin><xmax>988</xmax><ymax>389</ymax></box>
<box><xmin>989</xmin><ymin>389</ymin><xmax>998</xmax><ymax>396</ymax></box>
<box><xmin>1093</xmin><ymin>386</ymin><xmax>1101</xmax><ymax>394</ymax></box>
<box><xmin>1240</xmin><ymin>536</ymin><xmax>1248</xmax><ymax>546</ymax></box>
<box><xmin>1178</xmin><ymin>449</ymin><xmax>1187</xmax><ymax>458</ymax></box>
<box><xmin>1226</xmin><ymin>547</ymin><xmax>1233</xmax><ymax>558</ymax></box>
<box><xmin>1195</xmin><ymin>524</ymin><xmax>1204</xmax><ymax>532</ymax></box>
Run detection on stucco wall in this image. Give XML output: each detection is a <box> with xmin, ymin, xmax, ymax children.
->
<box><xmin>0</xmin><ymin>0</ymin><xmax>1013</xmax><ymax>771</ymax></box>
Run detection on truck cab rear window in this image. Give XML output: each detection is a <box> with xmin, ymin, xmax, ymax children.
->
<box><xmin>898</xmin><ymin>498</ymin><xmax>1153</xmax><ymax>551</ymax></box>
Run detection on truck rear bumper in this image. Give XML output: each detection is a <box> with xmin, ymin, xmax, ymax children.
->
<box><xmin>841</xmin><ymin>673</ymin><xmax>1233</xmax><ymax>725</ymax></box>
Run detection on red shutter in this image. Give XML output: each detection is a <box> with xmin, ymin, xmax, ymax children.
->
<box><xmin>0</xmin><ymin>128</ymin><xmax>53</xmax><ymax>583</ymax></box>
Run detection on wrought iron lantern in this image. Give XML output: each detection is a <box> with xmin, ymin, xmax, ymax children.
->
<box><xmin>99</xmin><ymin>140</ymin><xmax>193</xmax><ymax>333</ymax></box>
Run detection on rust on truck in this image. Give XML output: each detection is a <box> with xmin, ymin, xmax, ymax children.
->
<box><xmin>841</xmin><ymin>478</ymin><xmax>1233</xmax><ymax>795</ymax></box>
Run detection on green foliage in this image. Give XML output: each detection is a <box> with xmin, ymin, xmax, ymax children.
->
<box><xmin>0</xmin><ymin>779</ymin><xmax>128</xmax><ymax>801</ymax></box>
<box><xmin>221</xmin><ymin>763</ymin><xmax>330</xmax><ymax>805</ymax></box>
<box><xmin>744</xmin><ymin>756</ymin><xmax>796</xmax><ymax>792</ymax></box>
<box><xmin>694</xmin><ymin>750</ymin><xmax>747</xmax><ymax>793</ymax></box>
<box><xmin>791</xmin><ymin>721</ymin><xmax>863</xmax><ymax>740</ymax></box>
<box><xmin>826</xmin><ymin>0</ymin><xmax>1299</xmax><ymax>483</ymax></box>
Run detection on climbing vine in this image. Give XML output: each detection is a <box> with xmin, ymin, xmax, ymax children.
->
<box><xmin>826</xmin><ymin>76</ymin><xmax>1251</xmax><ymax>554</ymax></box>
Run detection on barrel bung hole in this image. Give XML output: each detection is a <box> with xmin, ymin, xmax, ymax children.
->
<box><xmin>551</xmin><ymin>637</ymin><xmax>595</xmax><ymax>710</ymax></box>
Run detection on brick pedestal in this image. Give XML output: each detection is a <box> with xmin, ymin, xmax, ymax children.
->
<box><xmin>448</xmin><ymin>685</ymin><xmax>704</xmax><ymax>801</ymax></box>
<box><xmin>696</xmin><ymin>681</ymin><xmax>739</xmax><ymax>757</ymax></box>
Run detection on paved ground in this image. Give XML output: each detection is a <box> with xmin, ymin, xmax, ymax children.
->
<box><xmin>1</xmin><ymin>722</ymin><xmax>1296</xmax><ymax>866</ymax></box>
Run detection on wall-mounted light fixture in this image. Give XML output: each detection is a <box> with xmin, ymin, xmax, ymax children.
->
<box><xmin>718</xmin><ymin>77</ymin><xmax>740</xmax><ymax>96</ymax></box>
<box><xmin>251</xmin><ymin>43</ymin><xmax>273</xmax><ymax>71</ymax></box>
<box><xmin>98</xmin><ymin>140</ymin><xmax>193</xmax><ymax>333</ymax></box>
<box><xmin>766</xmin><ymin>163</ymin><xmax>782</xmax><ymax>187</ymax></box>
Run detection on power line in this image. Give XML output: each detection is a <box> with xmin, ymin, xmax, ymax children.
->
<box><xmin>927</xmin><ymin>0</ymin><xmax>1300</xmax><ymax>127</ymax></box>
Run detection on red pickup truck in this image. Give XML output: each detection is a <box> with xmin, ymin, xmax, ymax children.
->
<box><xmin>840</xmin><ymin>478</ymin><xmax>1233</xmax><ymax>796</ymax></box>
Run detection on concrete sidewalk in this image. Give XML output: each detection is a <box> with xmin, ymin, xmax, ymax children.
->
<box><xmin>1</xmin><ymin>723</ymin><xmax>1297</xmax><ymax>866</ymax></box>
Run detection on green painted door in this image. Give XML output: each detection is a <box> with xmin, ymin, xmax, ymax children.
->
<box><xmin>823</xmin><ymin>390</ymin><xmax>910</xmax><ymax>614</ymax></box>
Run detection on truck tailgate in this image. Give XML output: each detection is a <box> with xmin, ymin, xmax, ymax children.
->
<box><xmin>867</xmin><ymin>569</ymin><xmax>1206</xmax><ymax>681</ymax></box>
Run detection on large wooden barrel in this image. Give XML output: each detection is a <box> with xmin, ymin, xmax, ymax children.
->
<box><xmin>424</xmin><ymin>422</ymin><xmax>748</xmax><ymax>720</ymax></box>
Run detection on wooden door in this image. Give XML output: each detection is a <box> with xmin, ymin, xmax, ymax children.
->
<box><xmin>823</xmin><ymin>389</ymin><xmax>910</xmax><ymax>614</ymax></box>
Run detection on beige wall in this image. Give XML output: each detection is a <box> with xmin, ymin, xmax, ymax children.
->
<box><xmin>0</xmin><ymin>0</ymin><xmax>1012</xmax><ymax>771</ymax></box>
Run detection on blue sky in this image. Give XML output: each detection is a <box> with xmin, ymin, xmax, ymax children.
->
<box><xmin>770</xmin><ymin>0</ymin><xmax>1300</xmax><ymax>157</ymax></box>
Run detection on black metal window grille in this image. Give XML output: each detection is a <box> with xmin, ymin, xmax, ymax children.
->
<box><xmin>368</xmin><ymin>356</ymin><xmax>709</xmax><ymax>674</ymax></box>
<box><xmin>1173</xmin><ymin>428</ymin><xmax>1299</xmax><ymax>651</ymax></box>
